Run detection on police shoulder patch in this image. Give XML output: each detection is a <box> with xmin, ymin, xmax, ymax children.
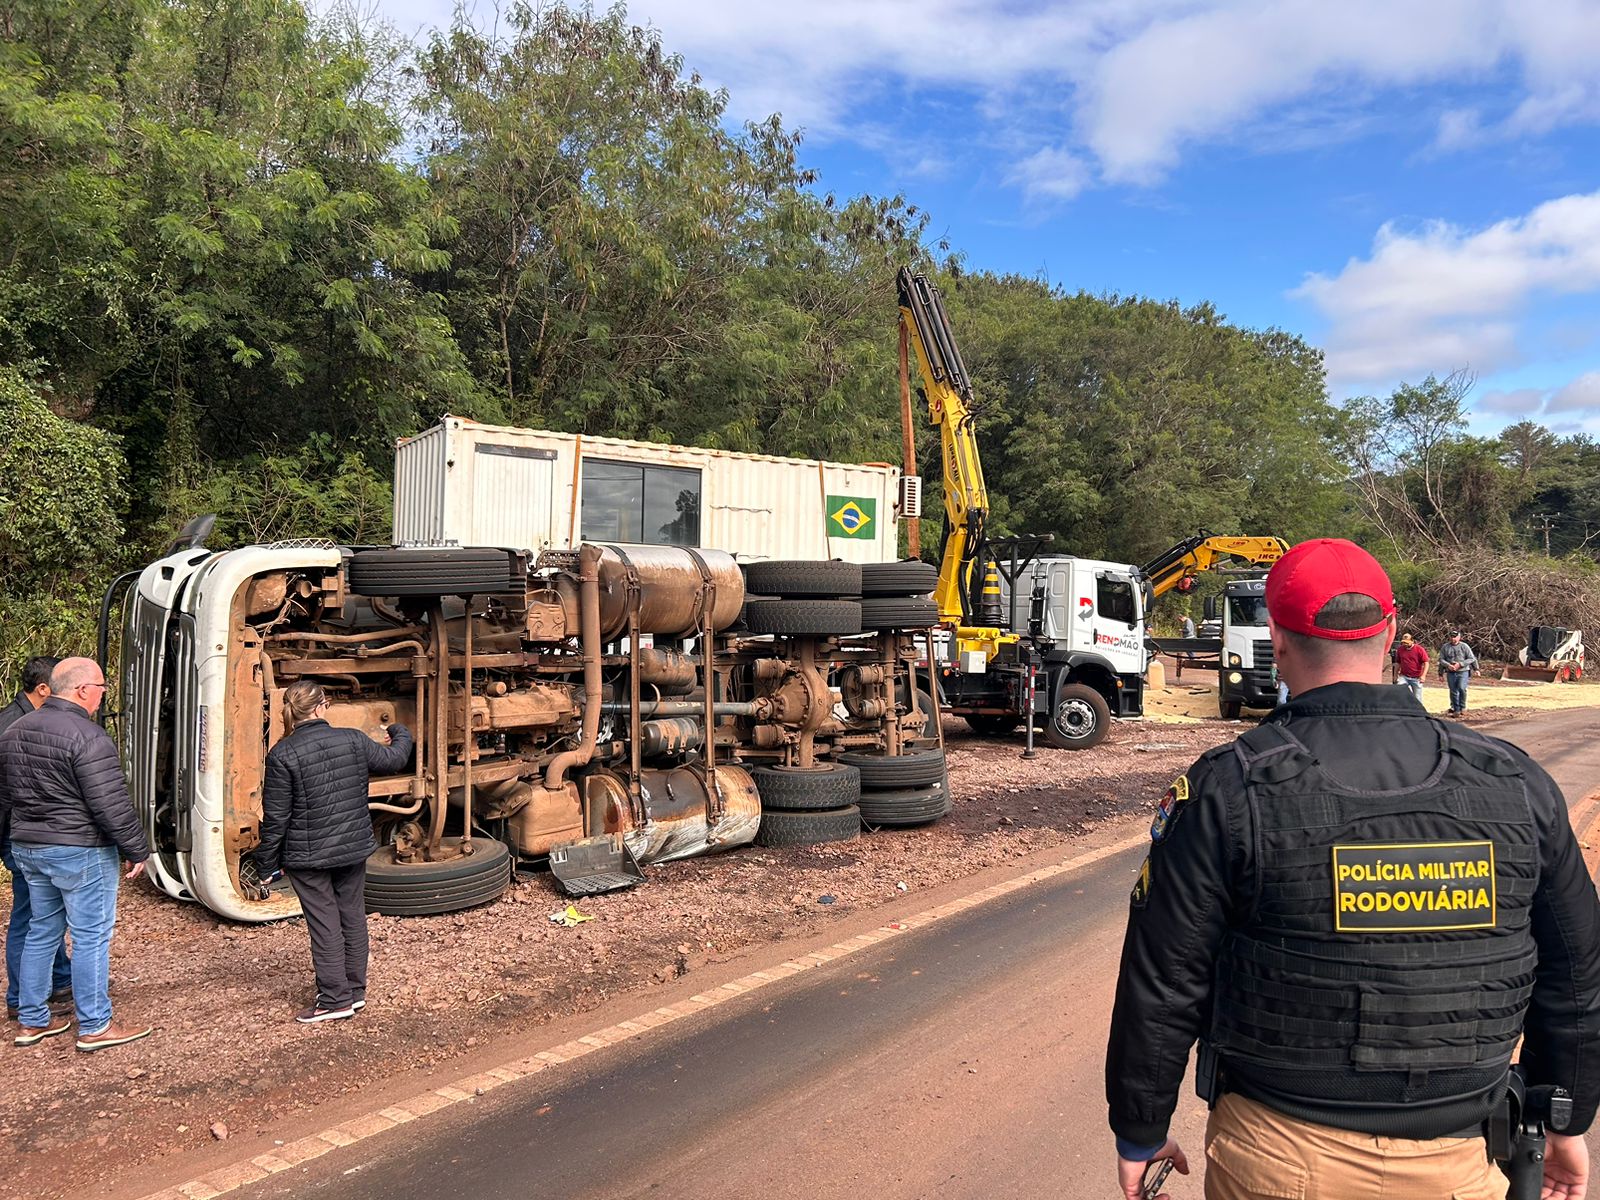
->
<box><xmin>1149</xmin><ymin>774</ymin><xmax>1190</xmax><ymax>843</ymax></box>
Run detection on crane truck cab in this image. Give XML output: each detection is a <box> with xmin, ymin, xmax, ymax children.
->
<box><xmin>897</xmin><ymin>268</ymin><xmax>1147</xmax><ymax>751</ymax></box>
<box><xmin>937</xmin><ymin>554</ymin><xmax>1146</xmax><ymax>750</ymax></box>
<box><xmin>1213</xmin><ymin>577</ymin><xmax>1277</xmax><ymax>718</ymax></box>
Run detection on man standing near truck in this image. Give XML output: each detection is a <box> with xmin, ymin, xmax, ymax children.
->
<box><xmin>1441</xmin><ymin>630</ymin><xmax>1479</xmax><ymax>715</ymax></box>
<box><xmin>1392</xmin><ymin>632</ymin><xmax>1429</xmax><ymax>703</ymax></box>
<box><xmin>0</xmin><ymin>658</ymin><xmax>151</xmax><ymax>1050</ymax></box>
<box><xmin>0</xmin><ymin>655</ymin><xmax>72</xmax><ymax>1022</ymax></box>
<box><xmin>1105</xmin><ymin>539</ymin><xmax>1600</xmax><ymax>1199</ymax></box>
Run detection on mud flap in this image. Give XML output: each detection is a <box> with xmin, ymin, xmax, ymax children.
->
<box><xmin>549</xmin><ymin>834</ymin><xmax>646</xmax><ymax>896</ymax></box>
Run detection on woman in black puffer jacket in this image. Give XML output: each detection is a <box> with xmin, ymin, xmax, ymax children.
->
<box><xmin>255</xmin><ymin>681</ymin><xmax>413</xmax><ymax>1023</ymax></box>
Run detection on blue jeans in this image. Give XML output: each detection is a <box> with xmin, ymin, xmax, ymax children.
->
<box><xmin>3</xmin><ymin>843</ymin><xmax>73</xmax><ymax>1009</ymax></box>
<box><xmin>11</xmin><ymin>843</ymin><xmax>120</xmax><ymax>1031</ymax></box>
<box><xmin>1446</xmin><ymin>670</ymin><xmax>1469</xmax><ymax>712</ymax></box>
<box><xmin>1399</xmin><ymin>676</ymin><xmax>1425</xmax><ymax>703</ymax></box>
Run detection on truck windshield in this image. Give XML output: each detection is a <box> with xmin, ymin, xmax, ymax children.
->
<box><xmin>1227</xmin><ymin>595</ymin><xmax>1269</xmax><ymax>626</ymax></box>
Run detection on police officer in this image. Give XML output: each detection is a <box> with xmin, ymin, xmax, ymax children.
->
<box><xmin>1105</xmin><ymin>538</ymin><xmax>1600</xmax><ymax>1200</ymax></box>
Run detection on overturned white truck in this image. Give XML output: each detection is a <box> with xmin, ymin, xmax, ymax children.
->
<box><xmin>109</xmin><ymin>534</ymin><xmax>945</xmax><ymax>923</ymax></box>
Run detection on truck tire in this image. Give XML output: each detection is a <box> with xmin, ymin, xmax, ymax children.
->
<box><xmin>1043</xmin><ymin>683</ymin><xmax>1111</xmax><ymax>750</ymax></box>
<box><xmin>348</xmin><ymin>548</ymin><xmax>521</xmax><ymax>598</ymax></box>
<box><xmin>859</xmin><ymin>598</ymin><xmax>939</xmax><ymax>630</ymax></box>
<box><xmin>963</xmin><ymin>714</ymin><xmax>1019</xmax><ymax>737</ymax></box>
<box><xmin>728</xmin><ymin>593</ymin><xmax>771</xmax><ymax>633</ymax></box>
<box><xmin>752</xmin><ymin>763</ymin><xmax>862</xmax><ymax>811</ymax></box>
<box><xmin>743</xmin><ymin>560</ymin><xmax>862</xmax><ymax>599</ymax></box>
<box><xmin>743</xmin><ymin>599</ymin><xmax>862</xmax><ymax>637</ymax></box>
<box><xmin>861</xmin><ymin>561</ymin><xmax>938</xmax><ymax>598</ymax></box>
<box><xmin>859</xmin><ymin>779</ymin><xmax>952</xmax><ymax>828</ymax></box>
<box><xmin>1221</xmin><ymin>699</ymin><xmax>1243</xmax><ymax>719</ymax></box>
<box><xmin>755</xmin><ymin>805</ymin><xmax>861</xmax><ymax>847</ymax></box>
<box><xmin>836</xmin><ymin>747</ymin><xmax>947</xmax><ymax>789</ymax></box>
<box><xmin>364</xmin><ymin>836</ymin><xmax>511</xmax><ymax>916</ymax></box>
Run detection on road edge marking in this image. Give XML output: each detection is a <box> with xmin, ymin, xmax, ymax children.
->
<box><xmin>133</xmin><ymin>828</ymin><xmax>1151</xmax><ymax>1200</ymax></box>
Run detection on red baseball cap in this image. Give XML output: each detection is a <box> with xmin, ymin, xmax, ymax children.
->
<box><xmin>1265</xmin><ymin>538</ymin><xmax>1396</xmax><ymax>640</ymax></box>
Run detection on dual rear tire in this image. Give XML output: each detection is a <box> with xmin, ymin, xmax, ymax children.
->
<box><xmin>839</xmin><ymin>746</ymin><xmax>951</xmax><ymax>828</ymax></box>
<box><xmin>752</xmin><ymin>764</ymin><xmax>861</xmax><ymax>847</ymax></box>
<box><xmin>738</xmin><ymin>560</ymin><xmax>939</xmax><ymax>635</ymax></box>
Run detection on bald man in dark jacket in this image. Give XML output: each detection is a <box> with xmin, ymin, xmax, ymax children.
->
<box><xmin>0</xmin><ymin>657</ymin><xmax>150</xmax><ymax>1050</ymax></box>
<box><xmin>0</xmin><ymin>655</ymin><xmax>70</xmax><ymax>1021</ymax></box>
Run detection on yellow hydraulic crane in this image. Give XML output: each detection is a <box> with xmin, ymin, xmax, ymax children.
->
<box><xmin>897</xmin><ymin>268</ymin><xmax>1010</xmax><ymax>658</ymax></box>
<box><xmin>1140</xmin><ymin>532</ymin><xmax>1290</xmax><ymax>599</ymax></box>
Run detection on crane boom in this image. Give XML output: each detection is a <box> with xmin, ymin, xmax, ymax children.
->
<box><xmin>1141</xmin><ymin>532</ymin><xmax>1290</xmax><ymax>599</ymax></box>
<box><xmin>897</xmin><ymin>267</ymin><xmax>993</xmax><ymax>626</ymax></box>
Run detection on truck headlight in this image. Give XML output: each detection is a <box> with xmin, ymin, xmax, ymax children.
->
<box><xmin>1227</xmin><ymin>653</ymin><xmax>1242</xmax><ymax>667</ymax></box>
<box><xmin>1228</xmin><ymin>671</ymin><xmax>1243</xmax><ymax>685</ymax></box>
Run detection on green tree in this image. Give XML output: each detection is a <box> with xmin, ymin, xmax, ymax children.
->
<box><xmin>172</xmin><ymin>434</ymin><xmax>393</xmax><ymax>546</ymax></box>
<box><xmin>0</xmin><ymin>368</ymin><xmax>129</xmax><ymax>680</ymax></box>
<box><xmin>932</xmin><ymin>271</ymin><xmax>1346</xmax><ymax>565</ymax></box>
<box><xmin>411</xmin><ymin>5</ymin><xmax>923</xmax><ymax>456</ymax></box>
<box><xmin>1347</xmin><ymin>371</ymin><xmax>1524</xmax><ymax>556</ymax></box>
<box><xmin>2</xmin><ymin>0</ymin><xmax>481</xmax><ymax>541</ymax></box>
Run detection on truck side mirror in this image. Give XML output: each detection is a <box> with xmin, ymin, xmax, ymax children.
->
<box><xmin>1203</xmin><ymin>596</ymin><xmax>1220</xmax><ymax>620</ymax></box>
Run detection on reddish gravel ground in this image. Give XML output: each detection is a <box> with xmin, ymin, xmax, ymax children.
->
<box><xmin>1</xmin><ymin>718</ymin><xmax>1245</xmax><ymax>1199</ymax></box>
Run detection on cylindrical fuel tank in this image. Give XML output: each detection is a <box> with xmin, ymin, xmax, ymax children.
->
<box><xmin>593</xmin><ymin>544</ymin><xmax>744</xmax><ymax>639</ymax></box>
<box><xmin>582</xmin><ymin>764</ymin><xmax>760</xmax><ymax>864</ymax></box>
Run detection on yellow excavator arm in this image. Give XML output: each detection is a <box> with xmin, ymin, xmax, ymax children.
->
<box><xmin>897</xmin><ymin>268</ymin><xmax>995</xmax><ymax>628</ymax></box>
<box><xmin>1141</xmin><ymin>533</ymin><xmax>1290</xmax><ymax>599</ymax></box>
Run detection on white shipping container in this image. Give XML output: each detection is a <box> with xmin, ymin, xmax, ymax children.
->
<box><xmin>393</xmin><ymin>417</ymin><xmax>903</xmax><ymax>563</ymax></box>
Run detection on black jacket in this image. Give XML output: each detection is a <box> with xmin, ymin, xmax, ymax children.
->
<box><xmin>0</xmin><ymin>696</ymin><xmax>150</xmax><ymax>862</ymax></box>
<box><xmin>256</xmin><ymin>719</ymin><xmax>413</xmax><ymax>873</ymax></box>
<box><xmin>1106</xmin><ymin>682</ymin><xmax>1600</xmax><ymax>1147</ymax></box>
<box><xmin>0</xmin><ymin>692</ymin><xmax>32</xmax><ymax>739</ymax></box>
<box><xmin>0</xmin><ymin>691</ymin><xmax>33</xmax><ymax>847</ymax></box>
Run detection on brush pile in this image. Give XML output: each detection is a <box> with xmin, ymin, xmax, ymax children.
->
<box><xmin>1403</xmin><ymin>549</ymin><xmax>1600</xmax><ymax>659</ymax></box>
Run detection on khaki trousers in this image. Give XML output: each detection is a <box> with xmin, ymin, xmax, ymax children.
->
<box><xmin>1203</xmin><ymin>1093</ymin><xmax>1507</xmax><ymax>1200</ymax></box>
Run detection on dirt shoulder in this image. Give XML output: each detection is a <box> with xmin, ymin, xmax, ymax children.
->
<box><xmin>9</xmin><ymin>677</ymin><xmax>1592</xmax><ymax>1200</ymax></box>
<box><xmin>4</xmin><ymin>719</ymin><xmax>1229</xmax><ymax>1200</ymax></box>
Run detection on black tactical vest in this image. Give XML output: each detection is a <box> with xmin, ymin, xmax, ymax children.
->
<box><xmin>1210</xmin><ymin>719</ymin><xmax>1539</xmax><ymax>1121</ymax></box>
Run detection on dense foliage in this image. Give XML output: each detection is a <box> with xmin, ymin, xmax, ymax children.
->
<box><xmin>1</xmin><ymin>0</ymin><xmax>1591</xmax><ymax>679</ymax></box>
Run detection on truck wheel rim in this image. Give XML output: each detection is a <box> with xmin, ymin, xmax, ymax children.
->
<box><xmin>1054</xmin><ymin>699</ymin><xmax>1097</xmax><ymax>738</ymax></box>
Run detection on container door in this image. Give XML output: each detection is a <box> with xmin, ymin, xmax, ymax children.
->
<box><xmin>472</xmin><ymin>444</ymin><xmax>557</xmax><ymax>550</ymax></box>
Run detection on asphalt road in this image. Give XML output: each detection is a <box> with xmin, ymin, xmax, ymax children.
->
<box><xmin>232</xmin><ymin>707</ymin><xmax>1600</xmax><ymax>1200</ymax></box>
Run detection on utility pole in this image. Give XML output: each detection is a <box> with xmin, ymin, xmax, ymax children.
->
<box><xmin>1533</xmin><ymin>513</ymin><xmax>1554</xmax><ymax>557</ymax></box>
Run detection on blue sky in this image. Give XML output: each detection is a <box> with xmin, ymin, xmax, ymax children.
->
<box><xmin>367</xmin><ymin>0</ymin><xmax>1600</xmax><ymax>437</ymax></box>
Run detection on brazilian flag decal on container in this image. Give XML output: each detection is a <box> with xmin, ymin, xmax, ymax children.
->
<box><xmin>827</xmin><ymin>495</ymin><xmax>876</xmax><ymax>539</ymax></box>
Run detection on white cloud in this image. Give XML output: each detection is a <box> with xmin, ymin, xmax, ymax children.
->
<box><xmin>1476</xmin><ymin>387</ymin><xmax>1548</xmax><ymax>416</ymax></box>
<box><xmin>625</xmin><ymin>0</ymin><xmax>1600</xmax><ymax>193</ymax></box>
<box><xmin>613</xmin><ymin>0</ymin><xmax>1138</xmax><ymax>138</ymax></box>
<box><xmin>1005</xmin><ymin>145</ymin><xmax>1093</xmax><ymax>203</ymax></box>
<box><xmin>1291</xmin><ymin>189</ymin><xmax>1600</xmax><ymax>388</ymax></box>
<box><xmin>1547</xmin><ymin>370</ymin><xmax>1600</xmax><ymax>413</ymax></box>
<box><xmin>1079</xmin><ymin>1</ymin><xmax>1498</xmax><ymax>183</ymax></box>
<box><xmin>361</xmin><ymin>0</ymin><xmax>1600</xmax><ymax>199</ymax></box>
<box><xmin>1432</xmin><ymin>107</ymin><xmax>1487</xmax><ymax>153</ymax></box>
